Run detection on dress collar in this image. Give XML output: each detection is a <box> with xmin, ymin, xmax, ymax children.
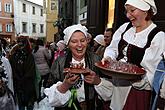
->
<box><xmin>72</xmin><ymin>57</ymin><xmax>85</xmax><ymax>68</ymax></box>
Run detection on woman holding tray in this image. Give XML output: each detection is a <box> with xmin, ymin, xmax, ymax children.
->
<box><xmin>44</xmin><ymin>24</ymin><xmax>112</xmax><ymax>110</ymax></box>
<box><xmin>99</xmin><ymin>0</ymin><xmax>165</xmax><ymax>110</ymax></box>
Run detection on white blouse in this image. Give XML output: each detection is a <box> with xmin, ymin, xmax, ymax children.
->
<box><xmin>104</xmin><ymin>22</ymin><xmax>165</xmax><ymax>85</ymax></box>
<box><xmin>1</xmin><ymin>56</ymin><xmax>14</xmax><ymax>93</ymax></box>
<box><xmin>44</xmin><ymin>58</ymin><xmax>86</xmax><ymax>107</ymax></box>
<box><xmin>101</xmin><ymin>22</ymin><xmax>165</xmax><ymax>110</ymax></box>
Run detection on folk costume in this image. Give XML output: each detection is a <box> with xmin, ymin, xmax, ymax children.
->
<box><xmin>100</xmin><ymin>22</ymin><xmax>165</xmax><ymax>110</ymax></box>
<box><xmin>44</xmin><ymin>24</ymin><xmax>109</xmax><ymax>110</ymax></box>
<box><xmin>0</xmin><ymin>43</ymin><xmax>16</xmax><ymax>110</ymax></box>
<box><xmin>9</xmin><ymin>37</ymin><xmax>37</xmax><ymax>110</ymax></box>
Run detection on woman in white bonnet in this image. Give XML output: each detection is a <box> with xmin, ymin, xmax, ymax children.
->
<box><xmin>53</xmin><ymin>40</ymin><xmax>66</xmax><ymax>62</ymax></box>
<box><xmin>98</xmin><ymin>0</ymin><xmax>165</xmax><ymax>109</ymax></box>
<box><xmin>93</xmin><ymin>34</ymin><xmax>106</xmax><ymax>58</ymax></box>
<box><xmin>44</xmin><ymin>24</ymin><xmax>109</xmax><ymax>110</ymax></box>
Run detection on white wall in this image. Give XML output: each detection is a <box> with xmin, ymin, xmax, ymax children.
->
<box><xmin>14</xmin><ymin>0</ymin><xmax>46</xmax><ymax>38</ymax></box>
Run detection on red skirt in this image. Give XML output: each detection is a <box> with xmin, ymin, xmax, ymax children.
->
<box><xmin>123</xmin><ymin>87</ymin><xmax>151</xmax><ymax>110</ymax></box>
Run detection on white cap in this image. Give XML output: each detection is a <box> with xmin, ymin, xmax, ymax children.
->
<box><xmin>94</xmin><ymin>34</ymin><xmax>105</xmax><ymax>46</ymax></box>
<box><xmin>50</xmin><ymin>42</ymin><xmax>56</xmax><ymax>49</ymax></box>
<box><xmin>125</xmin><ymin>0</ymin><xmax>157</xmax><ymax>15</ymax></box>
<box><xmin>56</xmin><ymin>40</ymin><xmax>66</xmax><ymax>51</ymax></box>
<box><xmin>63</xmin><ymin>24</ymin><xmax>88</xmax><ymax>45</ymax></box>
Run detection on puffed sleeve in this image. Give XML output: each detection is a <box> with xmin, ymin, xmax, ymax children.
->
<box><xmin>44</xmin><ymin>81</ymin><xmax>71</xmax><ymax>107</ymax></box>
<box><xmin>94</xmin><ymin>78</ymin><xmax>113</xmax><ymax>101</ymax></box>
<box><xmin>141</xmin><ymin>31</ymin><xmax>165</xmax><ymax>85</ymax></box>
<box><xmin>103</xmin><ymin>23</ymin><xmax>130</xmax><ymax>60</ymax></box>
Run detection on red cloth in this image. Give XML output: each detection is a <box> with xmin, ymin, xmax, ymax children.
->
<box><xmin>53</xmin><ymin>50</ymin><xmax>65</xmax><ymax>63</ymax></box>
<box><xmin>123</xmin><ymin>87</ymin><xmax>151</xmax><ymax>110</ymax></box>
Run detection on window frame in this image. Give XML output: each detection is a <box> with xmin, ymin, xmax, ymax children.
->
<box><xmin>32</xmin><ymin>23</ymin><xmax>36</xmax><ymax>33</ymax></box>
<box><xmin>40</xmin><ymin>24</ymin><xmax>44</xmax><ymax>33</ymax></box>
<box><xmin>6</xmin><ymin>24</ymin><xmax>12</xmax><ymax>32</ymax></box>
<box><xmin>0</xmin><ymin>24</ymin><xmax>2</xmax><ymax>32</ymax></box>
<box><xmin>32</xmin><ymin>6</ymin><xmax>35</xmax><ymax>15</ymax></box>
<box><xmin>5</xmin><ymin>3</ymin><xmax>12</xmax><ymax>13</ymax></box>
<box><xmin>22</xmin><ymin>3</ymin><xmax>26</xmax><ymax>12</ymax></box>
<box><xmin>0</xmin><ymin>2</ymin><xmax>2</xmax><ymax>12</ymax></box>
<box><xmin>22</xmin><ymin>22</ymin><xmax>27</xmax><ymax>33</ymax></box>
<box><xmin>40</xmin><ymin>9</ymin><xmax>43</xmax><ymax>16</ymax></box>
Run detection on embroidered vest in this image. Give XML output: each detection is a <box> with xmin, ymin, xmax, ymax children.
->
<box><xmin>116</xmin><ymin>23</ymin><xmax>161</xmax><ymax>67</ymax></box>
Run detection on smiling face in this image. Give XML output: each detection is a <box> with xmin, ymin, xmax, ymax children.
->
<box><xmin>68</xmin><ymin>31</ymin><xmax>88</xmax><ymax>61</ymax></box>
<box><xmin>104</xmin><ymin>30</ymin><xmax>112</xmax><ymax>46</ymax></box>
<box><xmin>125</xmin><ymin>5</ymin><xmax>148</xmax><ymax>28</ymax></box>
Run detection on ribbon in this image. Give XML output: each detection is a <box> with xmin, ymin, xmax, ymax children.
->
<box><xmin>68</xmin><ymin>88</ymin><xmax>78</xmax><ymax>110</ymax></box>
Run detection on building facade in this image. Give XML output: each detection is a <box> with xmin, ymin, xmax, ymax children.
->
<box><xmin>58</xmin><ymin>0</ymin><xmax>165</xmax><ymax>39</ymax></box>
<box><xmin>78</xmin><ymin>0</ymin><xmax>87</xmax><ymax>25</ymax></box>
<box><xmin>0</xmin><ymin>0</ymin><xmax>15</xmax><ymax>42</ymax></box>
<box><xmin>44</xmin><ymin>0</ymin><xmax>58</xmax><ymax>42</ymax></box>
<box><xmin>14</xmin><ymin>0</ymin><xmax>46</xmax><ymax>39</ymax></box>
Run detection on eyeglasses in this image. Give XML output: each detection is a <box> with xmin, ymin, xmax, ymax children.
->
<box><xmin>125</xmin><ymin>8</ymin><xmax>138</xmax><ymax>14</ymax></box>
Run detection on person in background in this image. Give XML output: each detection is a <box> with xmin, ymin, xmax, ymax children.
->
<box><xmin>0</xmin><ymin>38</ymin><xmax>8</xmax><ymax>57</ymax></box>
<box><xmin>99</xmin><ymin>0</ymin><xmax>165</xmax><ymax>109</ymax></box>
<box><xmin>104</xmin><ymin>28</ymin><xmax>113</xmax><ymax>47</ymax></box>
<box><xmin>86</xmin><ymin>32</ymin><xmax>93</xmax><ymax>51</ymax></box>
<box><xmin>44</xmin><ymin>24</ymin><xmax>112</xmax><ymax>110</ymax></box>
<box><xmin>49</xmin><ymin>42</ymin><xmax>57</xmax><ymax>65</ymax></box>
<box><xmin>0</xmin><ymin>39</ymin><xmax>16</xmax><ymax>110</ymax></box>
<box><xmin>92</xmin><ymin>34</ymin><xmax>105</xmax><ymax>53</ymax></box>
<box><xmin>9</xmin><ymin>36</ymin><xmax>37</xmax><ymax>110</ymax></box>
<box><xmin>33</xmin><ymin>39</ymin><xmax>51</xmax><ymax>102</ymax></box>
<box><xmin>151</xmin><ymin>51</ymin><xmax>165</xmax><ymax>110</ymax></box>
<box><xmin>53</xmin><ymin>40</ymin><xmax>66</xmax><ymax>62</ymax></box>
<box><xmin>93</xmin><ymin>34</ymin><xmax>106</xmax><ymax>58</ymax></box>
<box><xmin>86</xmin><ymin>32</ymin><xmax>92</xmax><ymax>44</ymax></box>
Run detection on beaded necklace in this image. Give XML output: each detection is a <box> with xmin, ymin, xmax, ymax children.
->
<box><xmin>14</xmin><ymin>49</ymin><xmax>28</xmax><ymax>64</ymax></box>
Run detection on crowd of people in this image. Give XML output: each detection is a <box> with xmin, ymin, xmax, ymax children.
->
<box><xmin>0</xmin><ymin>0</ymin><xmax>165</xmax><ymax>110</ymax></box>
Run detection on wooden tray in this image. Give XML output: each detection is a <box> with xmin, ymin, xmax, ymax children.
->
<box><xmin>95</xmin><ymin>61</ymin><xmax>146</xmax><ymax>80</ymax></box>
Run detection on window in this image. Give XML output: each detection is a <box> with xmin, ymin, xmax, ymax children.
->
<box><xmin>40</xmin><ymin>9</ymin><xmax>43</xmax><ymax>16</ymax></box>
<box><xmin>22</xmin><ymin>22</ymin><xmax>27</xmax><ymax>33</ymax></box>
<box><xmin>32</xmin><ymin>6</ymin><xmax>35</xmax><ymax>14</ymax></box>
<box><xmin>40</xmin><ymin>24</ymin><xmax>44</xmax><ymax>33</ymax></box>
<box><xmin>32</xmin><ymin>23</ymin><xmax>36</xmax><ymax>33</ymax></box>
<box><xmin>0</xmin><ymin>2</ymin><xmax>1</xmax><ymax>12</ymax></box>
<box><xmin>51</xmin><ymin>0</ymin><xmax>57</xmax><ymax>10</ymax></box>
<box><xmin>6</xmin><ymin>24</ymin><xmax>12</xmax><ymax>32</ymax></box>
<box><xmin>51</xmin><ymin>3</ymin><xmax>56</xmax><ymax>10</ymax></box>
<box><xmin>22</xmin><ymin>3</ymin><xmax>26</xmax><ymax>12</ymax></box>
<box><xmin>0</xmin><ymin>24</ymin><xmax>2</xmax><ymax>32</ymax></box>
<box><xmin>5</xmin><ymin>3</ymin><xmax>12</xmax><ymax>13</ymax></box>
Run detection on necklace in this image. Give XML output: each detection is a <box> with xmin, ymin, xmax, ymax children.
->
<box><xmin>14</xmin><ymin>49</ymin><xmax>28</xmax><ymax>64</ymax></box>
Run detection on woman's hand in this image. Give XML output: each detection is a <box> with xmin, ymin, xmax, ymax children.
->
<box><xmin>64</xmin><ymin>72</ymin><xmax>80</xmax><ymax>86</ymax></box>
<box><xmin>84</xmin><ymin>68</ymin><xmax>101</xmax><ymax>85</ymax></box>
<box><xmin>101</xmin><ymin>56</ymin><xmax>112</xmax><ymax>65</ymax></box>
<box><xmin>57</xmin><ymin>72</ymin><xmax>80</xmax><ymax>93</ymax></box>
<box><xmin>160</xmin><ymin>79</ymin><xmax>165</xmax><ymax>99</ymax></box>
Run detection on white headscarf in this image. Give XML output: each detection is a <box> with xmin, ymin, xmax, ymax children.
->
<box><xmin>63</xmin><ymin>24</ymin><xmax>88</xmax><ymax>45</ymax></box>
<box><xmin>56</xmin><ymin>40</ymin><xmax>66</xmax><ymax>51</ymax></box>
<box><xmin>94</xmin><ymin>34</ymin><xmax>105</xmax><ymax>46</ymax></box>
<box><xmin>125</xmin><ymin>0</ymin><xmax>157</xmax><ymax>15</ymax></box>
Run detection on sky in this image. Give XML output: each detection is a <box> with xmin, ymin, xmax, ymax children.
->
<box><xmin>28</xmin><ymin>0</ymin><xmax>43</xmax><ymax>6</ymax></box>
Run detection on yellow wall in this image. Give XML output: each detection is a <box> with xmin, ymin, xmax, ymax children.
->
<box><xmin>107</xmin><ymin>0</ymin><xmax>115</xmax><ymax>28</ymax></box>
<box><xmin>45</xmin><ymin>0</ymin><xmax>58</xmax><ymax>42</ymax></box>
